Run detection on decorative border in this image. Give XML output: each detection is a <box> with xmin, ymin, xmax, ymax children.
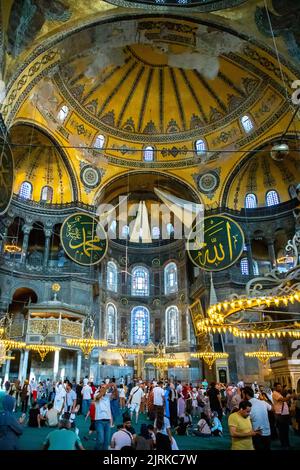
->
<box><xmin>104</xmin><ymin>0</ymin><xmax>246</xmax><ymax>13</ymax></box>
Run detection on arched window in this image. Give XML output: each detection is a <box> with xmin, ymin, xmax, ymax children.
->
<box><xmin>241</xmin><ymin>115</ymin><xmax>254</xmax><ymax>133</ymax></box>
<box><xmin>19</xmin><ymin>181</ymin><xmax>32</xmax><ymax>199</ymax></box>
<box><xmin>240</xmin><ymin>258</ymin><xmax>259</xmax><ymax>276</ymax></box>
<box><xmin>166</xmin><ymin>223</ymin><xmax>174</xmax><ymax>236</ymax></box>
<box><xmin>40</xmin><ymin>186</ymin><xmax>53</xmax><ymax>203</ymax></box>
<box><xmin>144</xmin><ymin>146</ymin><xmax>154</xmax><ymax>162</ymax></box>
<box><xmin>106</xmin><ymin>303</ymin><xmax>117</xmax><ymax>344</ymax></box>
<box><xmin>131</xmin><ymin>306</ymin><xmax>149</xmax><ymax>345</ymax></box>
<box><xmin>245</xmin><ymin>193</ymin><xmax>257</xmax><ymax>209</ymax></box>
<box><xmin>195</xmin><ymin>139</ymin><xmax>206</xmax><ymax>156</ymax></box>
<box><xmin>166</xmin><ymin>306</ymin><xmax>179</xmax><ymax>346</ymax></box>
<box><xmin>131</xmin><ymin>266</ymin><xmax>149</xmax><ymax>296</ymax></box>
<box><xmin>164</xmin><ymin>262</ymin><xmax>178</xmax><ymax>295</ymax></box>
<box><xmin>152</xmin><ymin>226</ymin><xmax>160</xmax><ymax>239</ymax></box>
<box><xmin>266</xmin><ymin>190</ymin><xmax>280</xmax><ymax>206</ymax></box>
<box><xmin>94</xmin><ymin>134</ymin><xmax>105</xmax><ymax>149</ymax></box>
<box><xmin>57</xmin><ymin>105</ymin><xmax>69</xmax><ymax>122</ymax></box>
<box><xmin>107</xmin><ymin>261</ymin><xmax>118</xmax><ymax>292</ymax></box>
<box><xmin>240</xmin><ymin>258</ymin><xmax>249</xmax><ymax>275</ymax></box>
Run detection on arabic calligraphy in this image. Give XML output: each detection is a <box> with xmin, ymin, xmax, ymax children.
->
<box><xmin>61</xmin><ymin>213</ymin><xmax>107</xmax><ymax>266</ymax></box>
<box><xmin>187</xmin><ymin>215</ymin><xmax>244</xmax><ymax>271</ymax></box>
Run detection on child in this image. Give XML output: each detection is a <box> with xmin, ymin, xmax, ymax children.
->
<box><xmin>84</xmin><ymin>400</ymin><xmax>96</xmax><ymax>441</ymax></box>
<box><xmin>175</xmin><ymin>416</ymin><xmax>189</xmax><ymax>436</ymax></box>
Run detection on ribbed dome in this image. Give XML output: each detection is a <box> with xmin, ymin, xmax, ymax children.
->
<box><xmin>226</xmin><ymin>142</ymin><xmax>300</xmax><ymax>210</ymax></box>
<box><xmin>11</xmin><ymin>125</ymin><xmax>75</xmax><ymax>204</ymax></box>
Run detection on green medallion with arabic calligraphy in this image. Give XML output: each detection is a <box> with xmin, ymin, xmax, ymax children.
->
<box><xmin>187</xmin><ymin>215</ymin><xmax>244</xmax><ymax>271</ymax></box>
<box><xmin>60</xmin><ymin>213</ymin><xmax>107</xmax><ymax>266</ymax></box>
<box><xmin>0</xmin><ymin>136</ymin><xmax>14</xmax><ymax>216</ymax></box>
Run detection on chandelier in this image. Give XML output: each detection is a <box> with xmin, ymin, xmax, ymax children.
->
<box><xmin>244</xmin><ymin>342</ymin><xmax>283</xmax><ymax>366</ymax></box>
<box><xmin>66</xmin><ymin>338</ymin><xmax>108</xmax><ymax>359</ymax></box>
<box><xmin>194</xmin><ymin>290</ymin><xmax>300</xmax><ymax>339</ymax></box>
<box><xmin>145</xmin><ymin>342</ymin><xmax>187</xmax><ymax>373</ymax></box>
<box><xmin>4</xmin><ymin>239</ymin><xmax>21</xmax><ymax>253</ymax></box>
<box><xmin>0</xmin><ymin>342</ymin><xmax>15</xmax><ymax>365</ymax></box>
<box><xmin>191</xmin><ymin>347</ymin><xmax>229</xmax><ymax>369</ymax></box>
<box><xmin>26</xmin><ymin>344</ymin><xmax>61</xmax><ymax>362</ymax></box>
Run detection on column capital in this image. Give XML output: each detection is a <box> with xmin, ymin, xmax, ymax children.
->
<box><xmin>44</xmin><ymin>229</ymin><xmax>52</xmax><ymax>238</ymax></box>
<box><xmin>22</xmin><ymin>224</ymin><xmax>32</xmax><ymax>235</ymax></box>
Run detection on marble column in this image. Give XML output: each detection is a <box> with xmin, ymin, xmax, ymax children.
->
<box><xmin>18</xmin><ymin>350</ymin><xmax>24</xmax><ymax>381</ymax></box>
<box><xmin>21</xmin><ymin>350</ymin><xmax>29</xmax><ymax>383</ymax></box>
<box><xmin>43</xmin><ymin>229</ymin><xmax>52</xmax><ymax>269</ymax></box>
<box><xmin>245</xmin><ymin>239</ymin><xmax>254</xmax><ymax>277</ymax></box>
<box><xmin>4</xmin><ymin>351</ymin><xmax>12</xmax><ymax>383</ymax></box>
<box><xmin>267</xmin><ymin>239</ymin><xmax>277</xmax><ymax>268</ymax></box>
<box><xmin>20</xmin><ymin>224</ymin><xmax>32</xmax><ymax>264</ymax></box>
<box><xmin>76</xmin><ymin>351</ymin><xmax>82</xmax><ymax>384</ymax></box>
<box><xmin>53</xmin><ymin>349</ymin><xmax>60</xmax><ymax>380</ymax></box>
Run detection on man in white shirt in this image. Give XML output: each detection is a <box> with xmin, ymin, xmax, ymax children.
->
<box><xmin>243</xmin><ymin>386</ymin><xmax>271</xmax><ymax>450</ymax></box>
<box><xmin>110</xmin><ymin>416</ymin><xmax>134</xmax><ymax>450</ymax></box>
<box><xmin>128</xmin><ymin>382</ymin><xmax>144</xmax><ymax>424</ymax></box>
<box><xmin>81</xmin><ymin>381</ymin><xmax>92</xmax><ymax>416</ymax></box>
<box><xmin>153</xmin><ymin>381</ymin><xmax>165</xmax><ymax>417</ymax></box>
<box><xmin>64</xmin><ymin>382</ymin><xmax>77</xmax><ymax>413</ymax></box>
<box><xmin>94</xmin><ymin>383</ymin><xmax>113</xmax><ymax>450</ymax></box>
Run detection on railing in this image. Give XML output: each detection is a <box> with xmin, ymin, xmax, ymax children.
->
<box><xmin>0</xmin><ymin>255</ymin><xmax>96</xmax><ymax>278</ymax></box>
<box><xmin>12</xmin><ymin>195</ymin><xmax>96</xmax><ymax>213</ymax></box>
<box><xmin>205</xmin><ymin>199</ymin><xmax>298</xmax><ymax>220</ymax></box>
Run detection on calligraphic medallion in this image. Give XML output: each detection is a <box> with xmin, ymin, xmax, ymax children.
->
<box><xmin>187</xmin><ymin>215</ymin><xmax>244</xmax><ymax>271</ymax></box>
<box><xmin>60</xmin><ymin>213</ymin><xmax>107</xmax><ymax>266</ymax></box>
<box><xmin>0</xmin><ymin>137</ymin><xmax>14</xmax><ymax>215</ymax></box>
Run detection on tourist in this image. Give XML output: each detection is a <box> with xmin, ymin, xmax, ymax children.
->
<box><xmin>54</xmin><ymin>382</ymin><xmax>66</xmax><ymax>414</ymax></box>
<box><xmin>118</xmin><ymin>384</ymin><xmax>126</xmax><ymax>409</ymax></box>
<box><xmin>110</xmin><ymin>382</ymin><xmax>120</xmax><ymax>427</ymax></box>
<box><xmin>30</xmin><ymin>378</ymin><xmax>37</xmax><ymax>402</ymax></box>
<box><xmin>64</xmin><ymin>381</ymin><xmax>77</xmax><ymax>414</ymax></box>
<box><xmin>81</xmin><ymin>379</ymin><xmax>92</xmax><ymax>416</ymax></box>
<box><xmin>128</xmin><ymin>381</ymin><xmax>144</xmax><ymax>424</ymax></box>
<box><xmin>110</xmin><ymin>415</ymin><xmax>134</xmax><ymax>450</ymax></box>
<box><xmin>154</xmin><ymin>408</ymin><xmax>172</xmax><ymax>452</ymax></box>
<box><xmin>43</xmin><ymin>418</ymin><xmax>84</xmax><ymax>450</ymax></box>
<box><xmin>168</xmin><ymin>383</ymin><xmax>178</xmax><ymax>427</ymax></box>
<box><xmin>207</xmin><ymin>382</ymin><xmax>223</xmax><ymax>421</ymax></box>
<box><xmin>272</xmin><ymin>382</ymin><xmax>292</xmax><ymax>449</ymax></box>
<box><xmin>46</xmin><ymin>402</ymin><xmax>59</xmax><ymax>427</ymax></box>
<box><xmin>192</xmin><ymin>412</ymin><xmax>212</xmax><ymax>437</ymax></box>
<box><xmin>28</xmin><ymin>401</ymin><xmax>41</xmax><ymax>428</ymax></box>
<box><xmin>0</xmin><ymin>395</ymin><xmax>26</xmax><ymax>450</ymax></box>
<box><xmin>153</xmin><ymin>381</ymin><xmax>165</xmax><ymax>417</ymax></box>
<box><xmin>228</xmin><ymin>400</ymin><xmax>261</xmax><ymax>450</ymax></box>
<box><xmin>94</xmin><ymin>383</ymin><xmax>113</xmax><ymax>450</ymax></box>
<box><xmin>243</xmin><ymin>386</ymin><xmax>271</xmax><ymax>450</ymax></box>
<box><xmin>20</xmin><ymin>379</ymin><xmax>30</xmax><ymax>413</ymax></box>
<box><xmin>211</xmin><ymin>411</ymin><xmax>223</xmax><ymax>436</ymax></box>
<box><xmin>84</xmin><ymin>399</ymin><xmax>96</xmax><ymax>441</ymax></box>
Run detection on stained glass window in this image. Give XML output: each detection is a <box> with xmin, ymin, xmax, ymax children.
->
<box><xmin>195</xmin><ymin>139</ymin><xmax>206</xmax><ymax>156</ymax></box>
<box><xmin>164</xmin><ymin>262</ymin><xmax>178</xmax><ymax>295</ymax></box>
<box><xmin>94</xmin><ymin>134</ymin><xmax>105</xmax><ymax>149</ymax></box>
<box><xmin>241</xmin><ymin>115</ymin><xmax>254</xmax><ymax>133</ymax></box>
<box><xmin>131</xmin><ymin>266</ymin><xmax>149</xmax><ymax>296</ymax></box>
<box><xmin>245</xmin><ymin>193</ymin><xmax>257</xmax><ymax>208</ymax></box>
<box><xmin>107</xmin><ymin>261</ymin><xmax>118</xmax><ymax>292</ymax></box>
<box><xmin>266</xmin><ymin>190</ymin><xmax>280</xmax><ymax>206</ymax></box>
<box><xmin>41</xmin><ymin>186</ymin><xmax>53</xmax><ymax>203</ymax></box>
<box><xmin>19</xmin><ymin>181</ymin><xmax>32</xmax><ymax>199</ymax></box>
<box><xmin>57</xmin><ymin>105</ymin><xmax>69</xmax><ymax>122</ymax></box>
<box><xmin>106</xmin><ymin>303</ymin><xmax>117</xmax><ymax>344</ymax></box>
<box><xmin>131</xmin><ymin>306</ymin><xmax>149</xmax><ymax>345</ymax></box>
<box><xmin>144</xmin><ymin>146</ymin><xmax>154</xmax><ymax>161</ymax></box>
<box><xmin>166</xmin><ymin>306</ymin><xmax>179</xmax><ymax>346</ymax></box>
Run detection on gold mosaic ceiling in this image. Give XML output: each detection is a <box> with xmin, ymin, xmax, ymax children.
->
<box><xmin>2</xmin><ymin>10</ymin><xmax>300</xmax><ymax>207</ymax></box>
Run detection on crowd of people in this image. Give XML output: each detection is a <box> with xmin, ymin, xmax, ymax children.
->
<box><xmin>0</xmin><ymin>375</ymin><xmax>299</xmax><ymax>450</ymax></box>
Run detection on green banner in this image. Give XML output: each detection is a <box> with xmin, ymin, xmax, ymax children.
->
<box><xmin>60</xmin><ymin>213</ymin><xmax>107</xmax><ymax>266</ymax></box>
<box><xmin>0</xmin><ymin>138</ymin><xmax>14</xmax><ymax>216</ymax></box>
<box><xmin>187</xmin><ymin>215</ymin><xmax>244</xmax><ymax>271</ymax></box>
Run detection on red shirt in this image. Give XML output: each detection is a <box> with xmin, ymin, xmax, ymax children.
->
<box><xmin>89</xmin><ymin>402</ymin><xmax>96</xmax><ymax>420</ymax></box>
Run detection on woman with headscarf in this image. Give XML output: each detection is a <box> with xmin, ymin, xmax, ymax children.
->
<box><xmin>177</xmin><ymin>392</ymin><xmax>185</xmax><ymax>418</ymax></box>
<box><xmin>168</xmin><ymin>383</ymin><xmax>178</xmax><ymax>428</ymax></box>
<box><xmin>0</xmin><ymin>395</ymin><xmax>26</xmax><ymax>450</ymax></box>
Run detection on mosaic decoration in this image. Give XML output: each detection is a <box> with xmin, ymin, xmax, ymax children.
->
<box><xmin>187</xmin><ymin>215</ymin><xmax>244</xmax><ymax>271</ymax></box>
<box><xmin>255</xmin><ymin>1</ymin><xmax>300</xmax><ymax>63</ymax></box>
<box><xmin>7</xmin><ymin>0</ymin><xmax>71</xmax><ymax>57</ymax></box>
<box><xmin>80</xmin><ymin>165</ymin><xmax>102</xmax><ymax>189</ymax></box>
<box><xmin>60</xmin><ymin>213</ymin><xmax>107</xmax><ymax>266</ymax></box>
<box><xmin>0</xmin><ymin>129</ymin><xmax>14</xmax><ymax>216</ymax></box>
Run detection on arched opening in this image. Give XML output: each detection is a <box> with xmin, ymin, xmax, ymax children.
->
<box><xmin>27</xmin><ymin>222</ymin><xmax>45</xmax><ymax>266</ymax></box>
